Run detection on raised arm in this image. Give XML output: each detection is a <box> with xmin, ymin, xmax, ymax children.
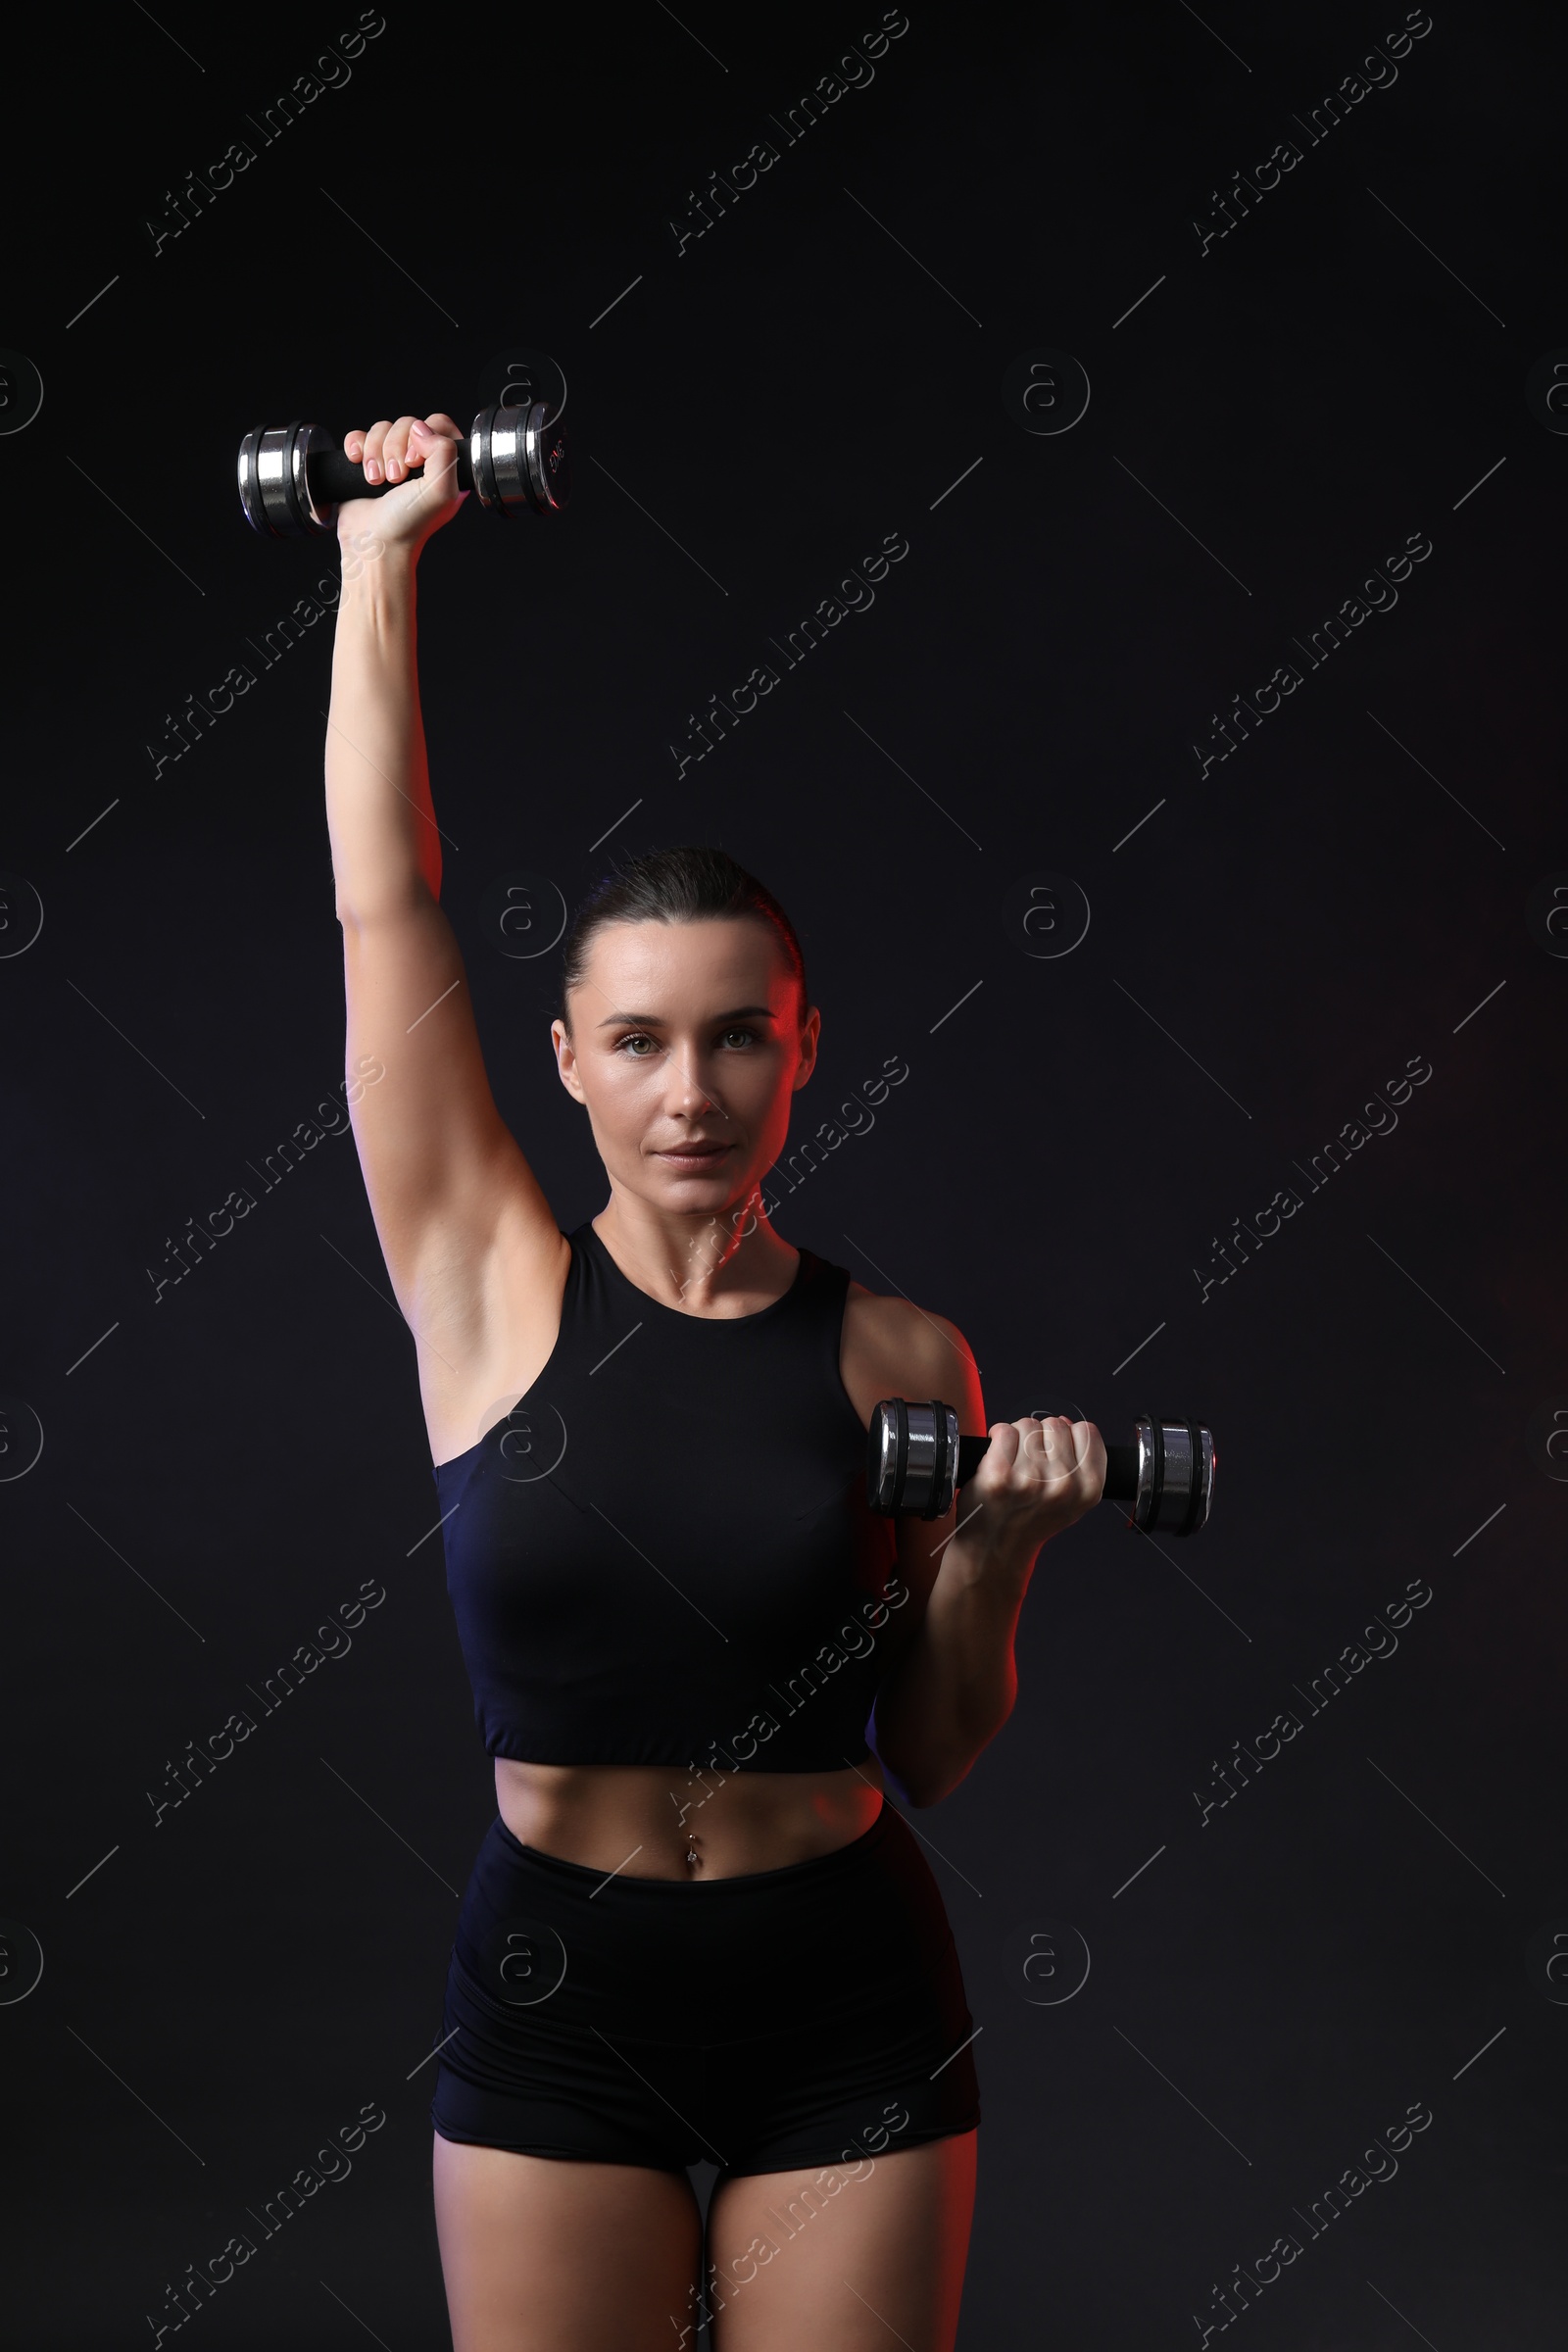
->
<box><xmin>325</xmin><ymin>412</ymin><xmax>566</xmax><ymax>1449</ymax></box>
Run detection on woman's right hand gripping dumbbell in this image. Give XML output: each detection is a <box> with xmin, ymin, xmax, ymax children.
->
<box><xmin>337</xmin><ymin>411</ymin><xmax>466</xmax><ymax>573</ymax></box>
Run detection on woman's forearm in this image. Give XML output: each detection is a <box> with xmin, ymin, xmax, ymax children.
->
<box><xmin>872</xmin><ymin>1536</ymin><xmax>1036</xmax><ymax>1805</ymax></box>
<box><xmin>325</xmin><ymin>550</ymin><xmax>442</xmax><ymax>920</ymax></box>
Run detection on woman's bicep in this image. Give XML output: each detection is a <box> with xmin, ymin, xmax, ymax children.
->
<box><xmin>340</xmin><ymin>887</ymin><xmax>557</xmax><ymax>1313</ymax></box>
<box><xmin>890</xmin><ymin>1319</ymin><xmax>986</xmax><ymax>1608</ymax></box>
<box><xmin>841</xmin><ymin>1291</ymin><xmax>987</xmax><ymax>1624</ymax></box>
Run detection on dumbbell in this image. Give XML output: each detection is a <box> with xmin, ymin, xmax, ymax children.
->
<box><xmin>237</xmin><ymin>403</ymin><xmax>569</xmax><ymax>536</ymax></box>
<box><xmin>866</xmin><ymin>1399</ymin><xmax>1215</xmax><ymax>1537</ymax></box>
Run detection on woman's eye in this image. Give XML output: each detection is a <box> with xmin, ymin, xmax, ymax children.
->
<box><xmin>618</xmin><ymin>1034</ymin><xmax>656</xmax><ymax>1056</ymax></box>
<box><xmin>720</xmin><ymin>1027</ymin><xmax>758</xmax><ymax>1049</ymax></box>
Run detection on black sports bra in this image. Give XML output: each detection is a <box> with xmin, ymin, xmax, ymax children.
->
<box><xmin>433</xmin><ymin>1222</ymin><xmax>907</xmax><ymax>1773</ymax></box>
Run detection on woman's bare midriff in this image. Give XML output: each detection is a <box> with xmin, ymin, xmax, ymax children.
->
<box><xmin>493</xmin><ymin>1754</ymin><xmax>887</xmax><ymax>1881</ymax></box>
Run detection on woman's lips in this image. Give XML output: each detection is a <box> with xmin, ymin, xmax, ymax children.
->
<box><xmin>653</xmin><ymin>1143</ymin><xmax>732</xmax><ymax>1167</ymax></box>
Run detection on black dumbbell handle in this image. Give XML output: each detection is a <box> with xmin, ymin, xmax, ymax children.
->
<box><xmin>309</xmin><ymin>435</ymin><xmax>474</xmax><ymax>507</ymax></box>
<box><xmin>956</xmin><ymin>1434</ymin><xmax>1140</xmax><ymax>1500</ymax></box>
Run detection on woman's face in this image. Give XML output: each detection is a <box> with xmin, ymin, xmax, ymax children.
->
<box><xmin>552</xmin><ymin>916</ymin><xmax>818</xmax><ymax>1217</ymax></box>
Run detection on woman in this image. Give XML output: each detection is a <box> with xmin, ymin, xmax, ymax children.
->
<box><xmin>325</xmin><ymin>410</ymin><xmax>1106</xmax><ymax>2352</ymax></box>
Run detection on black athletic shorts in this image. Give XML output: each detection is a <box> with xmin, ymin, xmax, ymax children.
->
<box><xmin>429</xmin><ymin>1800</ymin><xmax>981</xmax><ymax>2178</ymax></box>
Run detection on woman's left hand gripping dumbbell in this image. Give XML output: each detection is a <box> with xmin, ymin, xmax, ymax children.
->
<box><xmin>959</xmin><ymin>1415</ymin><xmax>1108</xmax><ymax>1570</ymax></box>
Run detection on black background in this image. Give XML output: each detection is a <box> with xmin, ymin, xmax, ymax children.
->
<box><xmin>3</xmin><ymin>2</ymin><xmax>1566</xmax><ymax>2344</ymax></box>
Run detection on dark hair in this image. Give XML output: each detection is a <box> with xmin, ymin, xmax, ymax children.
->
<box><xmin>558</xmin><ymin>845</ymin><xmax>807</xmax><ymax>1026</ymax></box>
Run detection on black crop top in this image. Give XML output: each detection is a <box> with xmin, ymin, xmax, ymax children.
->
<box><xmin>433</xmin><ymin>1222</ymin><xmax>907</xmax><ymax>1773</ymax></box>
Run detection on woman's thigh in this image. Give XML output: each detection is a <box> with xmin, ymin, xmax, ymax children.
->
<box><xmin>705</xmin><ymin>2130</ymin><xmax>979</xmax><ymax>2352</ymax></box>
<box><xmin>432</xmin><ymin>2132</ymin><xmax>705</xmax><ymax>2352</ymax></box>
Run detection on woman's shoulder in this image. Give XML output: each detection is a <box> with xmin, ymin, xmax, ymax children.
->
<box><xmin>840</xmin><ymin>1278</ymin><xmax>980</xmax><ymax>1412</ymax></box>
